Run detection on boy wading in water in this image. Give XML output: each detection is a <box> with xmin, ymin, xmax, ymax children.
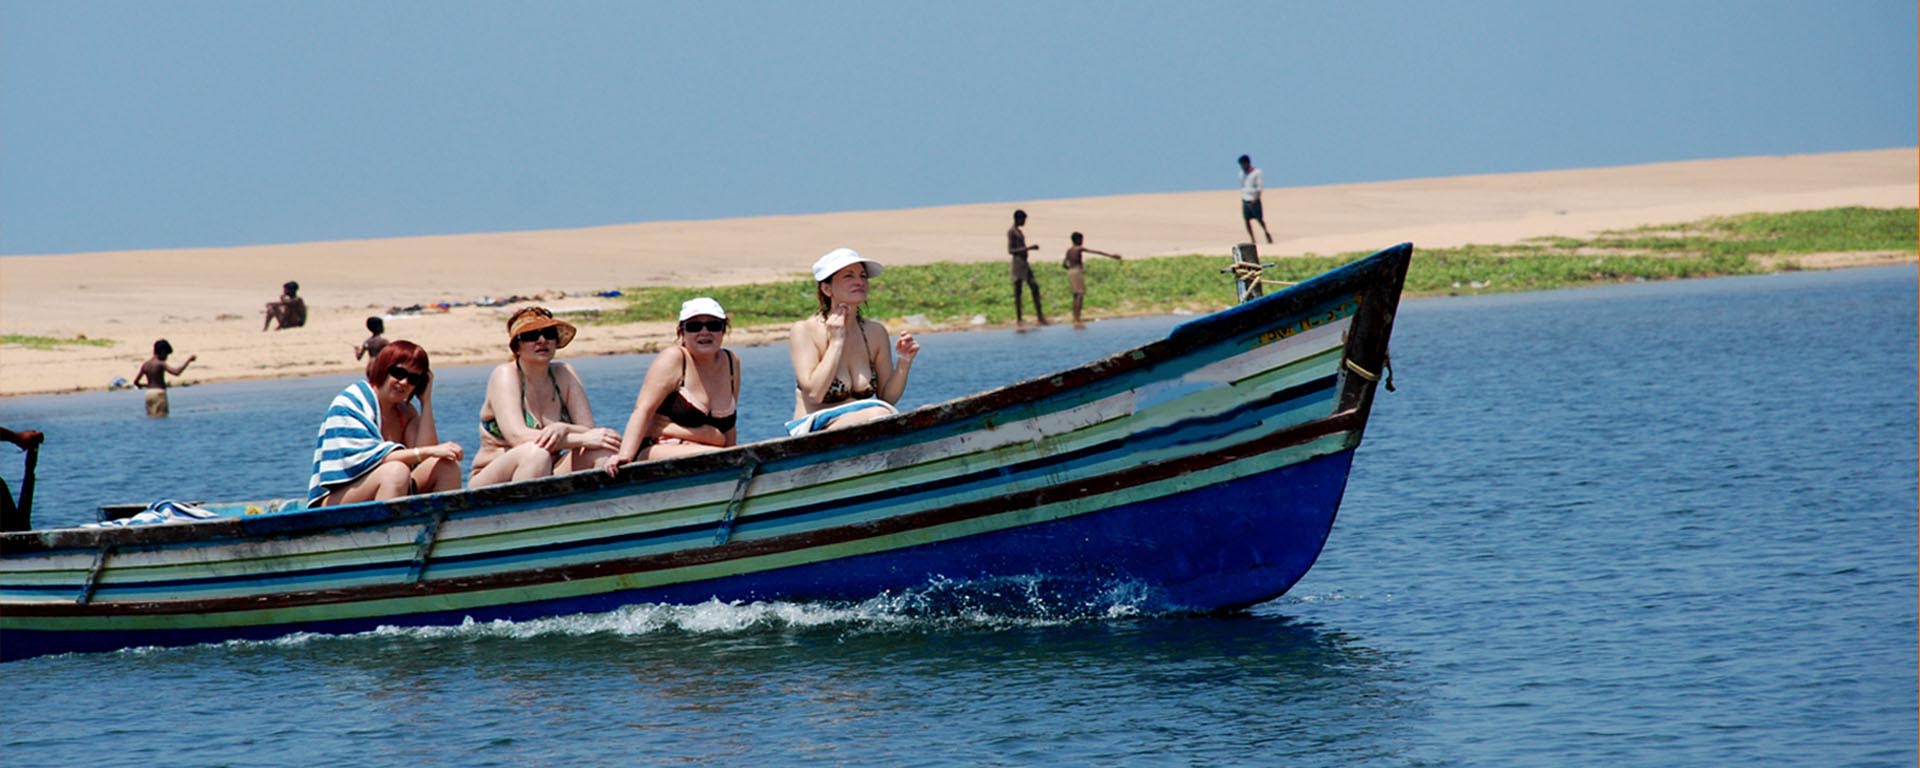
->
<box><xmin>134</xmin><ymin>339</ymin><xmax>195</xmax><ymax>418</ymax></box>
<box><xmin>1061</xmin><ymin>231</ymin><xmax>1122</xmax><ymax>329</ymax></box>
<box><xmin>1007</xmin><ymin>209</ymin><xmax>1047</xmax><ymax>326</ymax></box>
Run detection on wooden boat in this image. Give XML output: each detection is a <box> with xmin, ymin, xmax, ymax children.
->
<box><xmin>0</xmin><ymin>244</ymin><xmax>1412</xmax><ymax>661</ymax></box>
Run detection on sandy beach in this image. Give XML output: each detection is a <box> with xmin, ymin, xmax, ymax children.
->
<box><xmin>0</xmin><ymin>148</ymin><xmax>1912</xmax><ymax>398</ymax></box>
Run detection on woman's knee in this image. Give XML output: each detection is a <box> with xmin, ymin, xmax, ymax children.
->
<box><xmin>420</xmin><ymin>457</ymin><xmax>462</xmax><ymax>493</ymax></box>
<box><xmin>371</xmin><ymin>461</ymin><xmax>413</xmax><ymax>499</ymax></box>
<box><xmin>510</xmin><ymin>442</ymin><xmax>556</xmax><ymax>470</ymax></box>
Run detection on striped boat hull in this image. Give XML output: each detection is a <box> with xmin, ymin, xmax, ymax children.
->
<box><xmin>0</xmin><ymin>243</ymin><xmax>1412</xmax><ymax>661</ymax></box>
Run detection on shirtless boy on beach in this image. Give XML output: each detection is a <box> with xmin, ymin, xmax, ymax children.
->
<box><xmin>133</xmin><ymin>339</ymin><xmax>195</xmax><ymax>418</ymax></box>
<box><xmin>1061</xmin><ymin>231</ymin><xmax>1122</xmax><ymax>328</ymax></box>
<box><xmin>355</xmin><ymin>316</ymin><xmax>389</xmax><ymax>361</ymax></box>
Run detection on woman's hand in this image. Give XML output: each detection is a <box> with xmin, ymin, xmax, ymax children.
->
<box><xmin>823</xmin><ymin>304</ymin><xmax>851</xmax><ymax>338</ymax></box>
<box><xmin>533</xmin><ymin>423</ymin><xmax>568</xmax><ymax>452</ymax></box>
<box><xmin>584</xmin><ymin>426</ymin><xmax>622</xmax><ymax>452</ymax></box>
<box><xmin>895</xmin><ymin>332</ymin><xmax>920</xmax><ymax>363</ymax></box>
<box><xmin>421</xmin><ymin>441</ymin><xmax>464</xmax><ymax>463</ymax></box>
<box><xmin>599</xmin><ymin>453</ymin><xmax>631</xmax><ymax>476</ymax></box>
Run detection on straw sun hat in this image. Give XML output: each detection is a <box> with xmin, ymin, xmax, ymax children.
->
<box><xmin>506</xmin><ymin>306</ymin><xmax>577</xmax><ymax>349</ymax></box>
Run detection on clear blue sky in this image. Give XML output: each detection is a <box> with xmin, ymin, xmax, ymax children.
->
<box><xmin>2</xmin><ymin>1</ymin><xmax>1913</xmax><ymax>255</ymax></box>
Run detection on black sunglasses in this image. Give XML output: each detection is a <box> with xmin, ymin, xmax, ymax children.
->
<box><xmin>681</xmin><ymin>319</ymin><xmax>727</xmax><ymax>333</ymax></box>
<box><xmin>386</xmin><ymin>365</ymin><xmax>428</xmax><ymax>388</ymax></box>
<box><xmin>514</xmin><ymin>327</ymin><xmax>561</xmax><ymax>345</ymax></box>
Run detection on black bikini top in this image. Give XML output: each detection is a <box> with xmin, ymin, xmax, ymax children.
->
<box><xmin>660</xmin><ymin>349</ymin><xmax>737</xmax><ymax>432</ymax></box>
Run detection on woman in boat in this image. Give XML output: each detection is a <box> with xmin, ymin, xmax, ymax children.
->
<box><xmin>307</xmin><ymin>340</ymin><xmax>464</xmax><ymax>507</ymax></box>
<box><xmin>469</xmin><ymin>306</ymin><xmax>622</xmax><ymax>487</ymax></box>
<box><xmin>600</xmin><ymin>297</ymin><xmax>741</xmax><ymax>472</ymax></box>
<box><xmin>785</xmin><ymin>248</ymin><xmax>920</xmax><ymax>435</ymax></box>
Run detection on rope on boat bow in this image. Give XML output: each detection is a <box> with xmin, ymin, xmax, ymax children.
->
<box><xmin>1342</xmin><ymin>353</ymin><xmax>1396</xmax><ymax>393</ymax></box>
<box><xmin>1222</xmin><ymin>260</ymin><xmax>1300</xmax><ymax>303</ymax></box>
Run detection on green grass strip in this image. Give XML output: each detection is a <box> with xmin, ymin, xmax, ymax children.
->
<box><xmin>586</xmin><ymin>207</ymin><xmax>1916</xmax><ymax>328</ymax></box>
<box><xmin>1</xmin><ymin>334</ymin><xmax>116</xmax><ymax>350</ymax></box>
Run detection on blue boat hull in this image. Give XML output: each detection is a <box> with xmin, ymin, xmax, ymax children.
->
<box><xmin>3</xmin><ymin>449</ymin><xmax>1354</xmax><ymax>660</ymax></box>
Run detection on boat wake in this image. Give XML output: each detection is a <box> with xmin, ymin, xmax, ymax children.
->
<box><xmin>227</xmin><ymin>575</ymin><xmax>1162</xmax><ymax>653</ymax></box>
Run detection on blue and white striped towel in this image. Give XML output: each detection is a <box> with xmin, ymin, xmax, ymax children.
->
<box><xmin>308</xmin><ymin>381</ymin><xmax>401</xmax><ymax>505</ymax></box>
<box><xmin>83</xmin><ymin>499</ymin><xmax>222</xmax><ymax>527</ymax></box>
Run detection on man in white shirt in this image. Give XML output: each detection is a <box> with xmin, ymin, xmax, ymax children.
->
<box><xmin>1238</xmin><ymin>154</ymin><xmax>1273</xmax><ymax>244</ymax></box>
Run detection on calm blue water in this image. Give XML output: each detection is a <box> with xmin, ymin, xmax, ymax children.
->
<box><xmin>1</xmin><ymin>266</ymin><xmax>1914</xmax><ymax>767</ymax></box>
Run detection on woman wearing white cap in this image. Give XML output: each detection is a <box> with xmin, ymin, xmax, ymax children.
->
<box><xmin>600</xmin><ymin>297</ymin><xmax>741</xmax><ymax>471</ymax></box>
<box><xmin>470</xmin><ymin>306</ymin><xmax>622</xmax><ymax>487</ymax></box>
<box><xmin>785</xmin><ymin>248</ymin><xmax>920</xmax><ymax>435</ymax></box>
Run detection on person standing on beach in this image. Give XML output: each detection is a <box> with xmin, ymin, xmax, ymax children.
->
<box><xmin>133</xmin><ymin>339</ymin><xmax>195</xmax><ymax>418</ymax></box>
<box><xmin>1008</xmin><ymin>209</ymin><xmax>1048</xmax><ymax>326</ymax></box>
<box><xmin>264</xmin><ymin>280</ymin><xmax>307</xmax><ymax>331</ymax></box>
<box><xmin>1238</xmin><ymin>154</ymin><xmax>1273</xmax><ymax>245</ymax></box>
<box><xmin>355</xmin><ymin>316</ymin><xmax>389</xmax><ymax>361</ymax></box>
<box><xmin>1061</xmin><ymin>231</ymin><xmax>1122</xmax><ymax>328</ymax></box>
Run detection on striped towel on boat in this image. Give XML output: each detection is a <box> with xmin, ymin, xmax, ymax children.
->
<box><xmin>82</xmin><ymin>499</ymin><xmax>223</xmax><ymax>528</ymax></box>
<box><xmin>308</xmin><ymin>381</ymin><xmax>401</xmax><ymax>505</ymax></box>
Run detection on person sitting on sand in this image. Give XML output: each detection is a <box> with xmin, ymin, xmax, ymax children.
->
<box><xmin>355</xmin><ymin>316</ymin><xmax>390</xmax><ymax>361</ymax></box>
<box><xmin>264</xmin><ymin>280</ymin><xmax>307</xmax><ymax>331</ymax></box>
<box><xmin>1062</xmin><ymin>231</ymin><xmax>1122</xmax><ymax>328</ymax></box>
<box><xmin>786</xmin><ymin>248</ymin><xmax>920</xmax><ymax>435</ymax></box>
<box><xmin>133</xmin><ymin>339</ymin><xmax>196</xmax><ymax>418</ymax></box>
<box><xmin>600</xmin><ymin>297</ymin><xmax>741</xmax><ymax>473</ymax></box>
<box><xmin>308</xmin><ymin>340</ymin><xmax>463</xmax><ymax>506</ymax></box>
<box><xmin>469</xmin><ymin>307</ymin><xmax>621</xmax><ymax>487</ymax></box>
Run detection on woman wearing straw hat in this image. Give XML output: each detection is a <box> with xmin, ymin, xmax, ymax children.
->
<box><xmin>600</xmin><ymin>297</ymin><xmax>742</xmax><ymax>473</ymax></box>
<box><xmin>785</xmin><ymin>248</ymin><xmax>920</xmax><ymax>435</ymax></box>
<box><xmin>470</xmin><ymin>306</ymin><xmax>621</xmax><ymax>487</ymax></box>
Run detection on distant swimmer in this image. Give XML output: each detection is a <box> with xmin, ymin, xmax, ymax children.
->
<box><xmin>1238</xmin><ymin>154</ymin><xmax>1273</xmax><ymax>245</ymax></box>
<box><xmin>1061</xmin><ymin>231</ymin><xmax>1122</xmax><ymax>328</ymax></box>
<box><xmin>264</xmin><ymin>280</ymin><xmax>307</xmax><ymax>331</ymax></box>
<box><xmin>133</xmin><ymin>339</ymin><xmax>195</xmax><ymax>418</ymax></box>
<box><xmin>1007</xmin><ymin>209</ymin><xmax>1047</xmax><ymax>326</ymax></box>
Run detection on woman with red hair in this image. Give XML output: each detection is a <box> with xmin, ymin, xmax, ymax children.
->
<box><xmin>307</xmin><ymin>340</ymin><xmax>464</xmax><ymax>507</ymax></box>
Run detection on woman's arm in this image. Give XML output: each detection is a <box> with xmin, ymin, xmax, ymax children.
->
<box><xmin>483</xmin><ymin>364</ymin><xmax>547</xmax><ymax>447</ymax></box>
<box><xmin>553</xmin><ymin>364</ymin><xmax>621</xmax><ymax>452</ymax></box>
<box><xmin>393</xmin><ymin>396</ymin><xmax>462</xmax><ymax>466</ymax></box>
<box><xmin>603</xmin><ymin>352</ymin><xmax>682</xmax><ymax>469</ymax></box>
<box><xmin>412</xmin><ymin>382</ymin><xmax>439</xmax><ymax>444</ymax></box>
<box><xmin>872</xmin><ymin>322</ymin><xmax>919</xmax><ymax>405</ymax></box>
<box><xmin>790</xmin><ymin>313</ymin><xmax>848</xmax><ymax>403</ymax></box>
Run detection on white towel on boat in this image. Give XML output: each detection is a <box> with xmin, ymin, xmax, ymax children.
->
<box><xmin>308</xmin><ymin>380</ymin><xmax>402</xmax><ymax>505</ymax></box>
<box><xmin>84</xmin><ymin>499</ymin><xmax>222</xmax><ymax>527</ymax></box>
